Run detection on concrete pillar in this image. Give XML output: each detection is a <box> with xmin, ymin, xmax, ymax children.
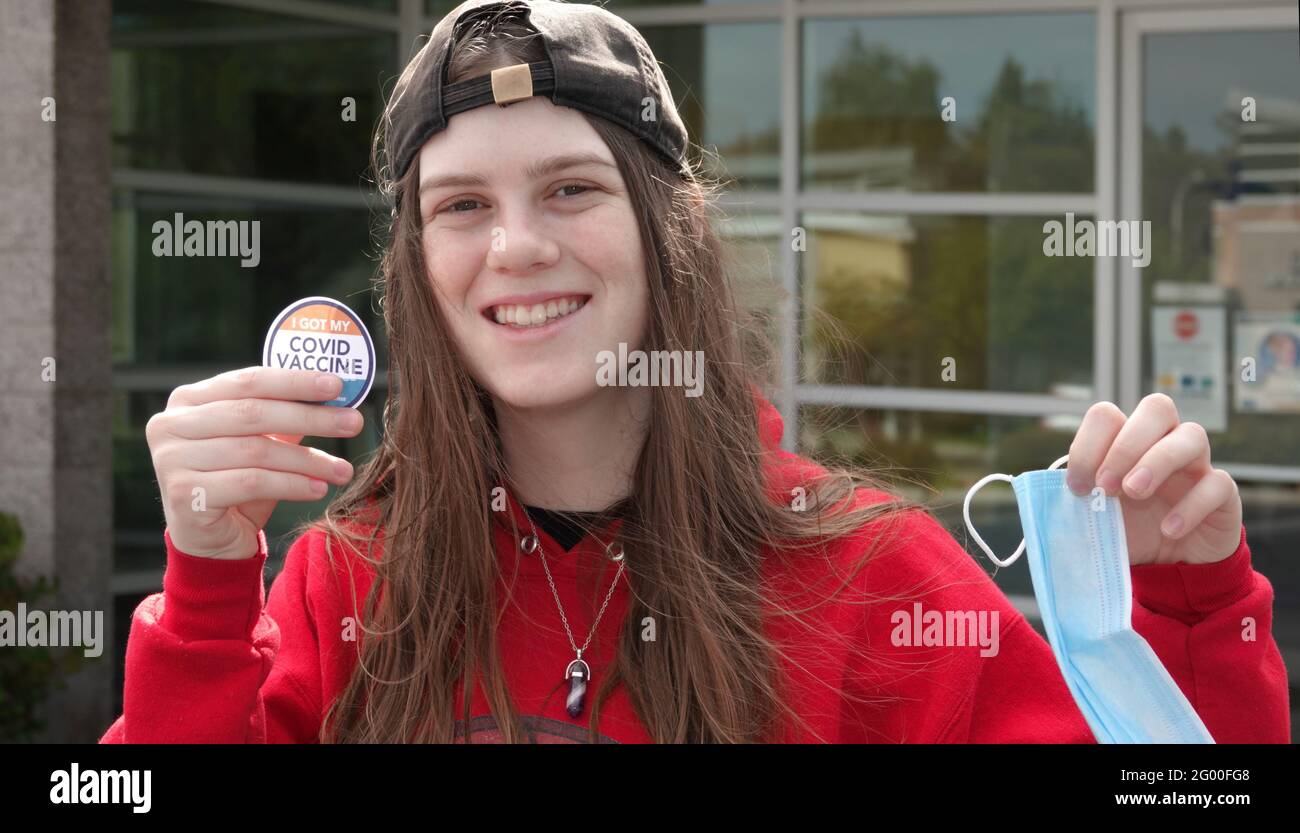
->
<box><xmin>0</xmin><ymin>0</ymin><xmax>112</xmax><ymax>743</ymax></box>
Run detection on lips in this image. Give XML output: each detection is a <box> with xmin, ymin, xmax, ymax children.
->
<box><xmin>483</xmin><ymin>294</ymin><xmax>590</xmax><ymax>329</ymax></box>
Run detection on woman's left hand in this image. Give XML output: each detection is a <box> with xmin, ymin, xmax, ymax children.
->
<box><xmin>1065</xmin><ymin>393</ymin><xmax>1242</xmax><ymax>566</ymax></box>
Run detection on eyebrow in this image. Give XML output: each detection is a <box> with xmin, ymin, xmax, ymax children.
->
<box><xmin>417</xmin><ymin>152</ymin><xmax>617</xmax><ymax>200</ymax></box>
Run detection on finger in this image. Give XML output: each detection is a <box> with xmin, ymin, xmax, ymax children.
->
<box><xmin>1094</xmin><ymin>393</ymin><xmax>1181</xmax><ymax>495</ymax></box>
<box><xmin>174</xmin><ymin>468</ymin><xmax>333</xmax><ymax>510</ymax></box>
<box><xmin>162</xmin><ymin>398</ymin><xmax>364</xmax><ymax>441</ymax></box>
<box><xmin>1160</xmin><ymin>468</ymin><xmax>1238</xmax><ymax>539</ymax></box>
<box><xmin>1120</xmin><ymin>420</ymin><xmax>1212</xmax><ymax>500</ymax></box>
<box><xmin>159</xmin><ymin>435</ymin><xmax>353</xmax><ymax>485</ymax></box>
<box><xmin>236</xmin><ymin>436</ymin><xmax>310</xmax><ymax>531</ymax></box>
<box><xmin>1066</xmin><ymin>401</ymin><xmax>1126</xmax><ymax>495</ymax></box>
<box><xmin>169</xmin><ymin>366</ymin><xmax>343</xmax><ymax>409</ymax></box>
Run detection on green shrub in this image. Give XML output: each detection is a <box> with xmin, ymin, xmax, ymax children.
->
<box><xmin>0</xmin><ymin>511</ymin><xmax>85</xmax><ymax>742</ymax></box>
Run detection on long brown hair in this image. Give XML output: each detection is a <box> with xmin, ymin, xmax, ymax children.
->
<box><xmin>310</xmin><ymin>9</ymin><xmax>924</xmax><ymax>743</ymax></box>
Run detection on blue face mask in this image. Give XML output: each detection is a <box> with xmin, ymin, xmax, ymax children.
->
<box><xmin>963</xmin><ymin>455</ymin><xmax>1215</xmax><ymax>744</ymax></box>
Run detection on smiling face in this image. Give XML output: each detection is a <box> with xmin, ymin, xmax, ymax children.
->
<box><xmin>415</xmin><ymin>96</ymin><xmax>650</xmax><ymax>412</ymax></box>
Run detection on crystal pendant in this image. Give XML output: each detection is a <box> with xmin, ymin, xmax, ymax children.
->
<box><xmin>565</xmin><ymin>658</ymin><xmax>590</xmax><ymax>718</ymax></box>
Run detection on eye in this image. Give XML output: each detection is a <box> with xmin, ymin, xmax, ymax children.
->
<box><xmin>441</xmin><ymin>198</ymin><xmax>483</xmax><ymax>214</ymax></box>
<box><xmin>554</xmin><ymin>182</ymin><xmax>594</xmax><ymax>198</ymax></box>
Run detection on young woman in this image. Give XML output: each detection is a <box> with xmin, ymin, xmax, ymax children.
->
<box><xmin>102</xmin><ymin>0</ymin><xmax>1288</xmax><ymax>744</ymax></box>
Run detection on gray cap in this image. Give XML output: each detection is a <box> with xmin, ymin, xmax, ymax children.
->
<box><xmin>387</xmin><ymin>0</ymin><xmax>690</xmax><ymax>183</ymax></box>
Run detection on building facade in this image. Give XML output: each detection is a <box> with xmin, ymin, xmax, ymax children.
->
<box><xmin>1</xmin><ymin>0</ymin><xmax>1296</xmax><ymax>740</ymax></box>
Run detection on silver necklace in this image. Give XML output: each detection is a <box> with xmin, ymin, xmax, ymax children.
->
<box><xmin>519</xmin><ymin>508</ymin><xmax>627</xmax><ymax>718</ymax></box>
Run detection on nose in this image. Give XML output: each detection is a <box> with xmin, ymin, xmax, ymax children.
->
<box><xmin>484</xmin><ymin>200</ymin><xmax>560</xmax><ymax>275</ymax></box>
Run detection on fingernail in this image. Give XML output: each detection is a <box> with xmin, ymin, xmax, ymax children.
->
<box><xmin>336</xmin><ymin>410</ymin><xmax>362</xmax><ymax>431</ymax></box>
<box><xmin>1161</xmin><ymin>513</ymin><xmax>1184</xmax><ymax>537</ymax></box>
<box><xmin>332</xmin><ymin>460</ymin><xmax>354</xmax><ymax>481</ymax></box>
<box><xmin>1125</xmin><ymin>467</ymin><xmax>1152</xmax><ymax>496</ymax></box>
<box><xmin>310</xmin><ymin>478</ymin><xmax>329</xmax><ymax>495</ymax></box>
<box><xmin>317</xmin><ymin>374</ymin><xmax>342</xmax><ymax>395</ymax></box>
<box><xmin>1066</xmin><ymin>475</ymin><xmax>1086</xmax><ymax>495</ymax></box>
<box><xmin>1096</xmin><ymin>469</ymin><xmax>1118</xmax><ymax>493</ymax></box>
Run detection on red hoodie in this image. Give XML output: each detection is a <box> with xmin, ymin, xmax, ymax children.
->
<box><xmin>100</xmin><ymin>395</ymin><xmax>1290</xmax><ymax>743</ymax></box>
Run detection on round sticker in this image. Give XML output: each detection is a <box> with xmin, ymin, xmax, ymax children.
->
<box><xmin>263</xmin><ymin>296</ymin><xmax>375</xmax><ymax>408</ymax></box>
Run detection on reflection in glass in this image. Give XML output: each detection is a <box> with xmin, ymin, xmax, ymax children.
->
<box><xmin>641</xmin><ymin>23</ymin><xmax>781</xmax><ymax>190</ymax></box>
<box><xmin>1139</xmin><ymin>29</ymin><xmax>1300</xmax><ymax>468</ymax></box>
<box><xmin>428</xmin><ymin>0</ymin><xmax>761</xmax><ymax>16</ymax></box>
<box><xmin>715</xmin><ymin>210</ymin><xmax>784</xmax><ymax>376</ymax></box>
<box><xmin>803</xmin><ymin>13</ymin><xmax>1094</xmax><ymax>192</ymax></box>
<box><xmin>412</xmin><ymin>12</ymin><xmax>781</xmax><ymax>188</ymax></box>
<box><xmin>800</xmin><ymin>406</ymin><xmax>1074</xmax><ymax>495</ymax></box>
<box><xmin>111</xmin><ymin>192</ymin><xmax>382</xmax><ymax>368</ymax></box>
<box><xmin>1139</xmin><ymin>28</ymin><xmax>1300</xmax><ymax>685</ymax></box>
<box><xmin>111</xmin><ymin>0</ymin><xmax>396</xmax><ymax>184</ymax></box>
<box><xmin>799</xmin><ymin>405</ymin><xmax>1079</xmax><ymax>600</ymax></box>
<box><xmin>800</xmin><ymin>213</ymin><xmax>1093</xmax><ymax>396</ymax></box>
<box><xmin>320</xmin><ymin>0</ymin><xmax>397</xmax><ymax>9</ymax></box>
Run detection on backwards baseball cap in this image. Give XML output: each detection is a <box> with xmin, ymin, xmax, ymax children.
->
<box><xmin>387</xmin><ymin>0</ymin><xmax>690</xmax><ymax>185</ymax></box>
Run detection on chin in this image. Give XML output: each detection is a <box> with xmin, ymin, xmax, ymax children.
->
<box><xmin>480</xmin><ymin>366</ymin><xmax>603</xmax><ymax>412</ymax></box>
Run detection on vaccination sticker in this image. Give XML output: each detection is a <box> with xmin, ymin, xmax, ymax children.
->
<box><xmin>263</xmin><ymin>296</ymin><xmax>375</xmax><ymax>408</ymax></box>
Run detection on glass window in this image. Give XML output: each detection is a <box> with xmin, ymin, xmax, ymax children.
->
<box><xmin>716</xmin><ymin>210</ymin><xmax>784</xmax><ymax>369</ymax></box>
<box><xmin>1139</xmin><ymin>28</ymin><xmax>1300</xmax><ymax>469</ymax></box>
<box><xmin>111</xmin><ymin>0</ymin><xmax>397</xmax><ymax>185</ymax></box>
<box><xmin>322</xmin><ymin>0</ymin><xmax>396</xmax><ymax>9</ymax></box>
<box><xmin>415</xmin><ymin>11</ymin><xmax>783</xmax><ymax>190</ymax></box>
<box><xmin>799</xmin><ymin>405</ymin><xmax>1079</xmax><ymax>604</ymax></box>
<box><xmin>639</xmin><ymin>23</ymin><xmax>782</xmax><ymax>191</ymax></box>
<box><xmin>799</xmin><ymin>212</ymin><xmax>1094</xmax><ymax>396</ymax></box>
<box><xmin>428</xmin><ymin>0</ymin><xmax>763</xmax><ymax>15</ymax></box>
<box><xmin>803</xmin><ymin>13</ymin><xmax>1095</xmax><ymax>192</ymax></box>
<box><xmin>1238</xmin><ymin>482</ymin><xmax>1300</xmax><ymax>664</ymax></box>
<box><xmin>1136</xmin><ymin>27</ymin><xmax>1300</xmax><ymax>676</ymax></box>
<box><xmin>111</xmin><ymin>192</ymin><xmax>384</xmax><ymax>369</ymax></box>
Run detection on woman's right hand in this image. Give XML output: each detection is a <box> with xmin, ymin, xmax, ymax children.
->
<box><xmin>146</xmin><ymin>366</ymin><xmax>365</xmax><ymax>560</ymax></box>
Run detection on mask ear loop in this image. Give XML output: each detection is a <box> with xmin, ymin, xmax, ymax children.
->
<box><xmin>963</xmin><ymin>474</ymin><xmax>1021</xmax><ymax>574</ymax></box>
<box><xmin>962</xmin><ymin>454</ymin><xmax>1071</xmax><ymax>573</ymax></box>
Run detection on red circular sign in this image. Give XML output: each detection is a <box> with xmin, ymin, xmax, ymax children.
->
<box><xmin>1174</xmin><ymin>310</ymin><xmax>1199</xmax><ymax>340</ymax></box>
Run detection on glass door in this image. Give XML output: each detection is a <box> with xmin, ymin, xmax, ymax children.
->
<box><xmin>1121</xmin><ymin>5</ymin><xmax>1300</xmax><ymax>700</ymax></box>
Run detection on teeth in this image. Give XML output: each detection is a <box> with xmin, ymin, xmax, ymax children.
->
<box><xmin>490</xmin><ymin>296</ymin><xmax>587</xmax><ymax>329</ymax></box>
